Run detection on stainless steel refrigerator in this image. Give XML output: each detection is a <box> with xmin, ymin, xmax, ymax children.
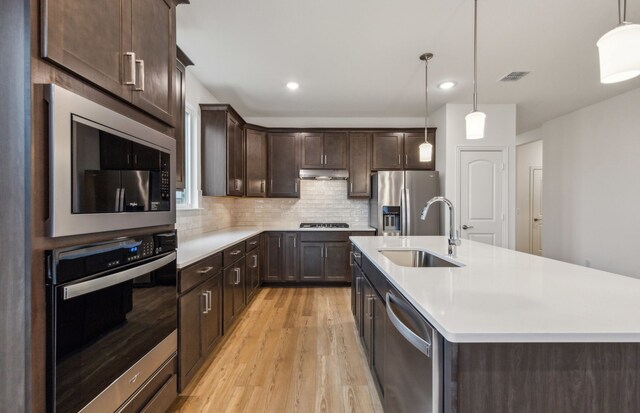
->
<box><xmin>369</xmin><ymin>171</ymin><xmax>441</xmax><ymax>236</ymax></box>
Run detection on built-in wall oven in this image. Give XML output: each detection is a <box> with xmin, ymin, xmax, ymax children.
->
<box><xmin>46</xmin><ymin>232</ymin><xmax>177</xmax><ymax>413</ymax></box>
<box><xmin>45</xmin><ymin>84</ymin><xmax>176</xmax><ymax>237</ymax></box>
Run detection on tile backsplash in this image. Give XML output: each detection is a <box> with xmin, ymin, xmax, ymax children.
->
<box><xmin>176</xmin><ymin>180</ymin><xmax>369</xmax><ymax>240</ymax></box>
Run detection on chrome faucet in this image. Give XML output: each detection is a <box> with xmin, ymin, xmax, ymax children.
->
<box><xmin>420</xmin><ymin>196</ymin><xmax>461</xmax><ymax>257</ymax></box>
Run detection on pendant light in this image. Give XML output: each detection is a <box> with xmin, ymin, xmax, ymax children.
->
<box><xmin>465</xmin><ymin>0</ymin><xmax>486</xmax><ymax>140</ymax></box>
<box><xmin>419</xmin><ymin>53</ymin><xmax>434</xmax><ymax>162</ymax></box>
<box><xmin>597</xmin><ymin>0</ymin><xmax>640</xmax><ymax>84</ymax></box>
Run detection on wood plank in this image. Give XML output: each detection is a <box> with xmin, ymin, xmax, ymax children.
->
<box><xmin>168</xmin><ymin>287</ymin><xmax>382</xmax><ymax>413</ymax></box>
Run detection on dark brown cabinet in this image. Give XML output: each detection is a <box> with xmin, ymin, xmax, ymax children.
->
<box><xmin>175</xmin><ymin>48</ymin><xmax>193</xmax><ymax>190</ymax></box>
<box><xmin>245</xmin><ymin>247</ymin><xmax>261</xmax><ymax>301</ymax></box>
<box><xmin>372</xmin><ymin>133</ymin><xmax>404</xmax><ymax>170</ymax></box>
<box><xmin>300</xmin><ymin>242</ymin><xmax>324</xmax><ymax>281</ymax></box>
<box><xmin>42</xmin><ymin>0</ymin><xmax>177</xmax><ymax>125</ymax></box>
<box><xmin>348</xmin><ymin>133</ymin><xmax>372</xmax><ymax>198</ymax></box>
<box><xmin>403</xmin><ymin>129</ymin><xmax>436</xmax><ymax>170</ymax></box>
<box><xmin>301</xmin><ymin>132</ymin><xmax>348</xmax><ymax>169</ymax></box>
<box><xmin>223</xmin><ymin>257</ymin><xmax>245</xmax><ymax>333</ymax></box>
<box><xmin>201</xmin><ymin>105</ymin><xmax>245</xmax><ymax>196</ymax></box>
<box><xmin>178</xmin><ymin>270</ymin><xmax>222</xmax><ymax>389</ymax></box>
<box><xmin>371</xmin><ymin>290</ymin><xmax>385</xmax><ymax>396</ymax></box>
<box><xmin>362</xmin><ymin>278</ymin><xmax>374</xmax><ymax>357</ymax></box>
<box><xmin>262</xmin><ymin>232</ymin><xmax>299</xmax><ymax>282</ymax></box>
<box><xmin>268</xmin><ymin>133</ymin><xmax>300</xmax><ymax>198</ymax></box>
<box><xmin>245</xmin><ymin>129</ymin><xmax>267</xmax><ymax>197</ymax></box>
<box><xmin>324</xmin><ymin>242</ymin><xmax>351</xmax><ymax>282</ymax></box>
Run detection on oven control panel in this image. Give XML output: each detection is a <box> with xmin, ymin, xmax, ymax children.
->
<box><xmin>124</xmin><ymin>236</ymin><xmax>154</xmax><ymax>263</ymax></box>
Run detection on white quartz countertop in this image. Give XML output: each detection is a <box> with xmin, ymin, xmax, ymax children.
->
<box><xmin>177</xmin><ymin>225</ymin><xmax>375</xmax><ymax>269</ymax></box>
<box><xmin>350</xmin><ymin>236</ymin><xmax>640</xmax><ymax>343</ymax></box>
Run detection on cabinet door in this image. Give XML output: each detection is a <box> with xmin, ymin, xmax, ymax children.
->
<box><xmin>372</xmin><ymin>292</ymin><xmax>385</xmax><ymax>395</ymax></box>
<box><xmin>300</xmin><ymin>242</ymin><xmax>324</xmax><ymax>281</ymax></box>
<box><xmin>232</xmin><ymin>258</ymin><xmax>246</xmax><ymax>315</ymax></box>
<box><xmin>404</xmin><ymin>130</ymin><xmax>435</xmax><ymax>170</ymax></box>
<box><xmin>222</xmin><ymin>265</ymin><xmax>236</xmax><ymax>333</ymax></box>
<box><xmin>268</xmin><ymin>133</ymin><xmax>300</xmax><ymax>198</ymax></box>
<box><xmin>226</xmin><ymin>115</ymin><xmax>244</xmax><ymax>196</ymax></box>
<box><xmin>301</xmin><ymin>133</ymin><xmax>324</xmax><ymax>169</ymax></box>
<box><xmin>201</xmin><ymin>274</ymin><xmax>222</xmax><ymax>354</ymax></box>
<box><xmin>362</xmin><ymin>279</ymin><xmax>373</xmax><ymax>358</ymax></box>
<box><xmin>263</xmin><ymin>233</ymin><xmax>283</xmax><ymax>282</ymax></box>
<box><xmin>324</xmin><ymin>132</ymin><xmax>348</xmax><ymax>169</ymax></box>
<box><xmin>324</xmin><ymin>242</ymin><xmax>351</xmax><ymax>282</ymax></box>
<box><xmin>233</xmin><ymin>121</ymin><xmax>245</xmax><ymax>195</ymax></box>
<box><xmin>179</xmin><ymin>285</ymin><xmax>205</xmax><ymax>387</ymax></box>
<box><xmin>42</xmin><ymin>0</ymin><xmax>131</xmax><ymax>100</ymax></box>
<box><xmin>130</xmin><ymin>0</ymin><xmax>175</xmax><ymax>125</ymax></box>
<box><xmin>372</xmin><ymin>133</ymin><xmax>403</xmax><ymax>170</ymax></box>
<box><xmin>348</xmin><ymin>133</ymin><xmax>372</xmax><ymax>198</ymax></box>
<box><xmin>283</xmin><ymin>232</ymin><xmax>299</xmax><ymax>282</ymax></box>
<box><xmin>246</xmin><ymin>249</ymin><xmax>261</xmax><ymax>300</ymax></box>
<box><xmin>245</xmin><ymin>129</ymin><xmax>267</xmax><ymax>197</ymax></box>
<box><xmin>175</xmin><ymin>58</ymin><xmax>187</xmax><ymax>190</ymax></box>
<box><xmin>355</xmin><ymin>268</ymin><xmax>364</xmax><ymax>336</ymax></box>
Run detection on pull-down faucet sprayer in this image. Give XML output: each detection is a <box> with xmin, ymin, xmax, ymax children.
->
<box><xmin>421</xmin><ymin>196</ymin><xmax>461</xmax><ymax>257</ymax></box>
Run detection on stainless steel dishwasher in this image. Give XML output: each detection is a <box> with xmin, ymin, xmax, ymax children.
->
<box><xmin>384</xmin><ymin>289</ymin><xmax>442</xmax><ymax>413</ymax></box>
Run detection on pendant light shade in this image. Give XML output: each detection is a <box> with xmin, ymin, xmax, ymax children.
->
<box><xmin>466</xmin><ymin>0</ymin><xmax>485</xmax><ymax>140</ymax></box>
<box><xmin>419</xmin><ymin>52</ymin><xmax>434</xmax><ymax>162</ymax></box>
<box><xmin>465</xmin><ymin>111</ymin><xmax>486</xmax><ymax>140</ymax></box>
<box><xmin>597</xmin><ymin>23</ymin><xmax>640</xmax><ymax>84</ymax></box>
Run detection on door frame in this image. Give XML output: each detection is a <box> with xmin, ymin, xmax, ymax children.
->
<box><xmin>529</xmin><ymin>166</ymin><xmax>543</xmax><ymax>254</ymax></box>
<box><xmin>456</xmin><ymin>146</ymin><xmax>509</xmax><ymax>247</ymax></box>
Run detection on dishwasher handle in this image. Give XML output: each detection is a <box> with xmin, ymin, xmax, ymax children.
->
<box><xmin>386</xmin><ymin>292</ymin><xmax>432</xmax><ymax>357</ymax></box>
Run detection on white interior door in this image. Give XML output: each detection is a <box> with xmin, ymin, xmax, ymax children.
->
<box><xmin>459</xmin><ymin>149</ymin><xmax>507</xmax><ymax>247</ymax></box>
<box><xmin>530</xmin><ymin>167</ymin><xmax>543</xmax><ymax>256</ymax></box>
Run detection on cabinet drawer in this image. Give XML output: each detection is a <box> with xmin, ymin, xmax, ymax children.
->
<box><xmin>299</xmin><ymin>231</ymin><xmax>349</xmax><ymax>242</ymax></box>
<box><xmin>140</xmin><ymin>374</ymin><xmax>178</xmax><ymax>413</ymax></box>
<box><xmin>224</xmin><ymin>242</ymin><xmax>246</xmax><ymax>266</ymax></box>
<box><xmin>352</xmin><ymin>244</ymin><xmax>363</xmax><ymax>268</ymax></box>
<box><xmin>119</xmin><ymin>355</ymin><xmax>176</xmax><ymax>413</ymax></box>
<box><xmin>245</xmin><ymin>235</ymin><xmax>261</xmax><ymax>251</ymax></box>
<box><xmin>179</xmin><ymin>253</ymin><xmax>222</xmax><ymax>294</ymax></box>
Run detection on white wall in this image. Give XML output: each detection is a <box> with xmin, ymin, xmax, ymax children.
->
<box><xmin>437</xmin><ymin>104</ymin><xmax>517</xmax><ymax>249</ymax></box>
<box><xmin>515</xmin><ymin>139</ymin><xmax>543</xmax><ymax>253</ymax></box>
<box><xmin>543</xmin><ymin>87</ymin><xmax>640</xmax><ymax>279</ymax></box>
<box><xmin>516</xmin><ymin>127</ymin><xmax>543</xmax><ymax>146</ymax></box>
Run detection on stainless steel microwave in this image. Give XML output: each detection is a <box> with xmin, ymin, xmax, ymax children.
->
<box><xmin>45</xmin><ymin>84</ymin><xmax>176</xmax><ymax>237</ymax></box>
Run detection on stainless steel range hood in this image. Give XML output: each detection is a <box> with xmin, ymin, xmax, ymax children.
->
<box><xmin>299</xmin><ymin>169</ymin><xmax>349</xmax><ymax>180</ymax></box>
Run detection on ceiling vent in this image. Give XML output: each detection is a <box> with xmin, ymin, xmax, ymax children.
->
<box><xmin>499</xmin><ymin>71</ymin><xmax>530</xmax><ymax>82</ymax></box>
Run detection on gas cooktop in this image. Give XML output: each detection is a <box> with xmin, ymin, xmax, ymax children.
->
<box><xmin>299</xmin><ymin>223</ymin><xmax>350</xmax><ymax>229</ymax></box>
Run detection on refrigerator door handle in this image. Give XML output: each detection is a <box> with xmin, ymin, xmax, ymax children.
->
<box><xmin>405</xmin><ymin>188</ymin><xmax>410</xmax><ymax>236</ymax></box>
<box><xmin>400</xmin><ymin>187</ymin><xmax>407</xmax><ymax>236</ymax></box>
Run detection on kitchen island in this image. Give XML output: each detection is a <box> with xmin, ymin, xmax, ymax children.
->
<box><xmin>350</xmin><ymin>235</ymin><xmax>640</xmax><ymax>413</ymax></box>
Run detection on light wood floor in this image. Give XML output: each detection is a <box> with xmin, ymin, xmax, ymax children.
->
<box><xmin>170</xmin><ymin>287</ymin><xmax>384</xmax><ymax>413</ymax></box>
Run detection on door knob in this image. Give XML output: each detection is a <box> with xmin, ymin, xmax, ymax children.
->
<box><xmin>462</xmin><ymin>225</ymin><xmax>474</xmax><ymax>230</ymax></box>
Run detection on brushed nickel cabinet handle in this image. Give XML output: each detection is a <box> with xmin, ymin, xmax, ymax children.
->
<box><xmin>202</xmin><ymin>291</ymin><xmax>209</xmax><ymax>314</ymax></box>
<box><xmin>124</xmin><ymin>52</ymin><xmax>136</xmax><ymax>85</ymax></box>
<box><xmin>134</xmin><ymin>59</ymin><xmax>144</xmax><ymax>91</ymax></box>
<box><xmin>294</xmin><ymin>180</ymin><xmax>298</xmax><ymax>193</ymax></box>
<box><xmin>398</xmin><ymin>154</ymin><xmax>401</xmax><ymax>165</ymax></box>
<box><xmin>206</xmin><ymin>291</ymin><xmax>212</xmax><ymax>312</ymax></box>
<box><xmin>349</xmin><ymin>251</ymin><xmax>354</xmax><ymax>266</ymax></box>
<box><xmin>197</xmin><ymin>266</ymin><xmax>214</xmax><ymax>275</ymax></box>
<box><xmin>405</xmin><ymin>154</ymin><xmax>408</xmax><ymax>165</ymax></box>
<box><xmin>324</xmin><ymin>155</ymin><xmax>327</xmax><ymax>165</ymax></box>
<box><xmin>230</xmin><ymin>250</ymin><xmax>242</xmax><ymax>256</ymax></box>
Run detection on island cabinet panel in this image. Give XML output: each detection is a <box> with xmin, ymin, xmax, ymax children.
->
<box><xmin>362</xmin><ymin>278</ymin><xmax>374</xmax><ymax>358</ymax></box>
<box><xmin>268</xmin><ymin>133</ymin><xmax>300</xmax><ymax>198</ymax></box>
<box><xmin>403</xmin><ymin>129</ymin><xmax>436</xmax><ymax>170</ymax></box>
<box><xmin>348</xmin><ymin>133</ymin><xmax>372</xmax><ymax>198</ymax></box>
<box><xmin>371</xmin><ymin>290</ymin><xmax>385</xmax><ymax>398</ymax></box>
<box><xmin>446</xmin><ymin>342</ymin><xmax>640</xmax><ymax>413</ymax></box>
<box><xmin>245</xmin><ymin>129</ymin><xmax>267</xmax><ymax>197</ymax></box>
<box><xmin>42</xmin><ymin>0</ymin><xmax>177</xmax><ymax>126</ymax></box>
<box><xmin>372</xmin><ymin>132</ymin><xmax>403</xmax><ymax>170</ymax></box>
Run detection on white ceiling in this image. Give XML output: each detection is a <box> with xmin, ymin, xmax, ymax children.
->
<box><xmin>177</xmin><ymin>0</ymin><xmax>640</xmax><ymax>134</ymax></box>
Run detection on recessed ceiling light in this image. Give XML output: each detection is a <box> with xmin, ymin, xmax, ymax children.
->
<box><xmin>286</xmin><ymin>82</ymin><xmax>299</xmax><ymax>90</ymax></box>
<box><xmin>438</xmin><ymin>81</ymin><xmax>456</xmax><ymax>90</ymax></box>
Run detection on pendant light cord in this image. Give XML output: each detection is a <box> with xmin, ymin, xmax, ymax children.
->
<box><xmin>473</xmin><ymin>0</ymin><xmax>478</xmax><ymax>112</ymax></box>
<box><xmin>619</xmin><ymin>0</ymin><xmax>627</xmax><ymax>24</ymax></box>
<box><xmin>425</xmin><ymin>57</ymin><xmax>429</xmax><ymax>141</ymax></box>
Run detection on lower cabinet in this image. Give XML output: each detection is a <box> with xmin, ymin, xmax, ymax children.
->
<box><xmin>246</xmin><ymin>247</ymin><xmax>261</xmax><ymax>301</ymax></box>
<box><xmin>300</xmin><ymin>241</ymin><xmax>350</xmax><ymax>282</ymax></box>
<box><xmin>178</xmin><ymin>271</ymin><xmax>222</xmax><ymax>389</ymax></box>
<box><xmin>223</xmin><ymin>257</ymin><xmax>246</xmax><ymax>333</ymax></box>
<box><xmin>262</xmin><ymin>232</ymin><xmax>299</xmax><ymax>282</ymax></box>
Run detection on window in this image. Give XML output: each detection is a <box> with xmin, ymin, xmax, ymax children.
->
<box><xmin>176</xmin><ymin>104</ymin><xmax>200</xmax><ymax>209</ymax></box>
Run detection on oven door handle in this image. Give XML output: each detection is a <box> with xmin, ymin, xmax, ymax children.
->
<box><xmin>63</xmin><ymin>251</ymin><xmax>176</xmax><ymax>300</ymax></box>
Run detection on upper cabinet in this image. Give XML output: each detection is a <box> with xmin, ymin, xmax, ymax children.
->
<box><xmin>403</xmin><ymin>129</ymin><xmax>436</xmax><ymax>170</ymax></box>
<box><xmin>301</xmin><ymin>132</ymin><xmax>348</xmax><ymax>169</ymax></box>
<box><xmin>42</xmin><ymin>0</ymin><xmax>177</xmax><ymax>126</ymax></box>
<box><xmin>175</xmin><ymin>47</ymin><xmax>194</xmax><ymax>191</ymax></box>
<box><xmin>372</xmin><ymin>130</ymin><xmax>437</xmax><ymax>171</ymax></box>
<box><xmin>268</xmin><ymin>133</ymin><xmax>300</xmax><ymax>198</ymax></box>
<box><xmin>348</xmin><ymin>133</ymin><xmax>372</xmax><ymax>198</ymax></box>
<box><xmin>201</xmin><ymin>105</ymin><xmax>245</xmax><ymax>197</ymax></box>
<box><xmin>372</xmin><ymin>133</ymin><xmax>404</xmax><ymax>170</ymax></box>
<box><xmin>245</xmin><ymin>128</ymin><xmax>267</xmax><ymax>197</ymax></box>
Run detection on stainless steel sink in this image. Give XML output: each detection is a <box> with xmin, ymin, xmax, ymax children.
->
<box><xmin>379</xmin><ymin>249</ymin><xmax>462</xmax><ymax>268</ymax></box>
